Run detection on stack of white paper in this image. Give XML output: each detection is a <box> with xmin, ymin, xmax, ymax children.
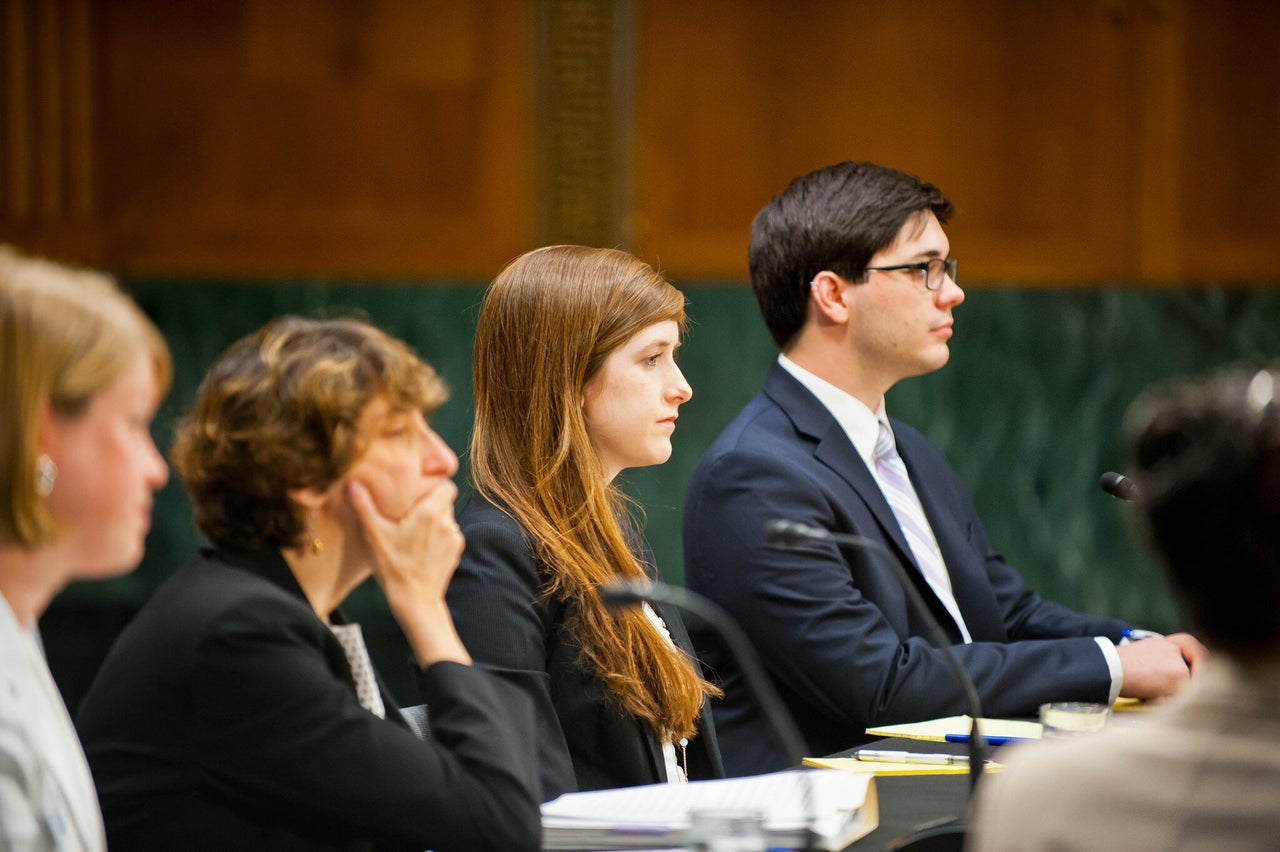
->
<box><xmin>540</xmin><ymin>769</ymin><xmax>878</xmax><ymax>850</ymax></box>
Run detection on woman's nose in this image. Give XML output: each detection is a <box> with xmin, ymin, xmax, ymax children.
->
<box><xmin>422</xmin><ymin>427</ymin><xmax>459</xmax><ymax>477</ymax></box>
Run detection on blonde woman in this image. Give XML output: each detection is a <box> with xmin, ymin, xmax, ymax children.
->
<box><xmin>448</xmin><ymin>245</ymin><xmax>724</xmax><ymax>802</ymax></box>
<box><xmin>0</xmin><ymin>247</ymin><xmax>171</xmax><ymax>852</ymax></box>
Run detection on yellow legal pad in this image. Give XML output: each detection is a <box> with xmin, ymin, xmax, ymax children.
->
<box><xmin>863</xmin><ymin>715</ymin><xmax>1043</xmax><ymax>742</ymax></box>
<box><xmin>803</xmin><ymin>755</ymin><xmax>1004</xmax><ymax>776</ymax></box>
<box><xmin>1111</xmin><ymin>696</ymin><xmax>1154</xmax><ymax>712</ymax></box>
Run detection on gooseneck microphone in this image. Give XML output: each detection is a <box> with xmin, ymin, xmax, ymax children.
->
<box><xmin>598</xmin><ymin>579</ymin><xmax>809</xmax><ymax>766</ymax></box>
<box><xmin>1099</xmin><ymin>471</ymin><xmax>1139</xmax><ymax>502</ymax></box>
<box><xmin>600</xmin><ymin>578</ymin><xmax>815</xmax><ymax>852</ymax></box>
<box><xmin>763</xmin><ymin>520</ymin><xmax>989</xmax><ymax>792</ymax></box>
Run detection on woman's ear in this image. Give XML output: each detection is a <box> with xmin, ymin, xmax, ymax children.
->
<box><xmin>808</xmin><ymin>270</ymin><xmax>853</xmax><ymax>323</ymax></box>
<box><xmin>36</xmin><ymin>398</ymin><xmax>59</xmax><ymax>455</ymax></box>
<box><xmin>287</xmin><ymin>486</ymin><xmax>329</xmax><ymax>511</ymax></box>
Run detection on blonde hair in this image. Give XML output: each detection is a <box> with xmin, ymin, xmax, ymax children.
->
<box><xmin>470</xmin><ymin>245</ymin><xmax>719</xmax><ymax>741</ymax></box>
<box><xmin>0</xmin><ymin>246</ymin><xmax>171</xmax><ymax>546</ymax></box>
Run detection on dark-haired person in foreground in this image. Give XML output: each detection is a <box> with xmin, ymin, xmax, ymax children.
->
<box><xmin>77</xmin><ymin>317</ymin><xmax>540</xmax><ymax>852</ymax></box>
<box><xmin>683</xmin><ymin>161</ymin><xmax>1207</xmax><ymax>775</ymax></box>
<box><xmin>972</xmin><ymin>367</ymin><xmax>1280</xmax><ymax>850</ymax></box>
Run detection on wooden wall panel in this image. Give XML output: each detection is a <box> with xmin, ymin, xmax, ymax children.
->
<box><xmin>633</xmin><ymin>0</ymin><xmax>1280</xmax><ymax>284</ymax></box>
<box><xmin>633</xmin><ymin>0</ymin><xmax>1144</xmax><ymax>281</ymax></box>
<box><xmin>2</xmin><ymin>0</ymin><xmax>98</xmax><ymax>232</ymax></box>
<box><xmin>3</xmin><ymin>0</ymin><xmax>1278</xmax><ymax>281</ymax></box>
<box><xmin>1178</xmin><ymin>2</ymin><xmax>1280</xmax><ymax>281</ymax></box>
<box><xmin>3</xmin><ymin>0</ymin><xmax>534</xmax><ymax>276</ymax></box>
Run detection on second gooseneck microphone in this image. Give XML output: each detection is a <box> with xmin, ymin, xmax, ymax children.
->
<box><xmin>763</xmin><ymin>519</ymin><xmax>990</xmax><ymax>792</ymax></box>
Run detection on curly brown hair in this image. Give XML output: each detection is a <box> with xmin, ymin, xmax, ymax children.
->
<box><xmin>171</xmin><ymin>316</ymin><xmax>446</xmax><ymax>551</ymax></box>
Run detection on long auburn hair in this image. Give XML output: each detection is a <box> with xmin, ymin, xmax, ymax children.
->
<box><xmin>470</xmin><ymin>245</ymin><xmax>719</xmax><ymax>740</ymax></box>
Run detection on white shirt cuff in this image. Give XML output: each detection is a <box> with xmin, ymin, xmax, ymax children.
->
<box><xmin>1095</xmin><ymin>636</ymin><xmax>1123</xmax><ymax>705</ymax></box>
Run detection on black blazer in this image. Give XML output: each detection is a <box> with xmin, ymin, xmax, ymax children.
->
<box><xmin>76</xmin><ymin>548</ymin><xmax>540</xmax><ymax>852</ymax></box>
<box><xmin>683</xmin><ymin>363</ymin><xmax>1131</xmax><ymax>775</ymax></box>
<box><xmin>448</xmin><ymin>494</ymin><xmax>724</xmax><ymax>802</ymax></box>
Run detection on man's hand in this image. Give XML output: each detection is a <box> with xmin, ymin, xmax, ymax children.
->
<box><xmin>1116</xmin><ymin>635</ymin><xmax>1197</xmax><ymax>699</ymax></box>
<box><xmin>1164</xmin><ymin>631</ymin><xmax>1209</xmax><ymax>675</ymax></box>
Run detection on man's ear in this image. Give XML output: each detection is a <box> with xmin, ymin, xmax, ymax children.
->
<box><xmin>808</xmin><ymin>270</ymin><xmax>853</xmax><ymax>324</ymax></box>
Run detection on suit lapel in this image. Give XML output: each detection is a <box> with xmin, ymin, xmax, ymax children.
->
<box><xmin>216</xmin><ymin>551</ymin><xmax>406</xmax><ymax>722</ymax></box>
<box><xmin>762</xmin><ymin>366</ymin><xmax>922</xmax><ymax>589</ymax></box>
<box><xmin>893</xmin><ymin>430</ymin><xmax>1008</xmax><ymax>642</ymax></box>
<box><xmin>372</xmin><ymin>666</ymin><xmax>404</xmax><ymax>723</ymax></box>
<box><xmin>763</xmin><ymin>365</ymin><xmax>1003</xmax><ymax>643</ymax></box>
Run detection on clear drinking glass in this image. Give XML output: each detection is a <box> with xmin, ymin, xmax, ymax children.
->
<box><xmin>1039</xmin><ymin>701</ymin><xmax>1110</xmax><ymax>738</ymax></box>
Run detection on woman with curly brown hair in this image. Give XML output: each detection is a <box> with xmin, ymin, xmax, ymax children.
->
<box><xmin>447</xmin><ymin>245</ymin><xmax>724</xmax><ymax>802</ymax></box>
<box><xmin>76</xmin><ymin>316</ymin><xmax>540</xmax><ymax>852</ymax></box>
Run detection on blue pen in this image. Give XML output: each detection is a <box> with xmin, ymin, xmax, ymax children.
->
<box><xmin>945</xmin><ymin>733</ymin><xmax>1035</xmax><ymax>746</ymax></box>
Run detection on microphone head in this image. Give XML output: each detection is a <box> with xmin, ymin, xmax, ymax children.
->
<box><xmin>598</xmin><ymin>578</ymin><xmax>665</xmax><ymax>609</ymax></box>
<box><xmin>1099</xmin><ymin>471</ymin><xmax>1139</xmax><ymax>502</ymax></box>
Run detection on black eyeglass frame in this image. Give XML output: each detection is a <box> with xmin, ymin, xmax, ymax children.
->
<box><xmin>863</xmin><ymin>257</ymin><xmax>958</xmax><ymax>291</ymax></box>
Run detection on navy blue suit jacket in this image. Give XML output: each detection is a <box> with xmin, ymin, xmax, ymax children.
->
<box><xmin>683</xmin><ymin>363</ymin><xmax>1130</xmax><ymax>775</ymax></box>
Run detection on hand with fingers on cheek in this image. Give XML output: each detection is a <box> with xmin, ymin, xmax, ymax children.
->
<box><xmin>347</xmin><ymin>478</ymin><xmax>471</xmax><ymax>668</ymax></box>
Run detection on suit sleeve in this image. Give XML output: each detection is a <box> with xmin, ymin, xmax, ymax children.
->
<box><xmin>985</xmin><ymin>539</ymin><xmax>1131</xmax><ymax>643</ymax></box>
<box><xmin>189</xmin><ymin>600</ymin><xmax>541</xmax><ymax>852</ymax></box>
<box><xmin>447</xmin><ymin>511</ymin><xmax>578</xmax><ymax>801</ymax></box>
<box><xmin>685</xmin><ymin>447</ymin><xmax>1117</xmax><ymax>731</ymax></box>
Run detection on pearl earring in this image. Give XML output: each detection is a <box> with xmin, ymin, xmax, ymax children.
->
<box><xmin>36</xmin><ymin>454</ymin><xmax>58</xmax><ymax>497</ymax></box>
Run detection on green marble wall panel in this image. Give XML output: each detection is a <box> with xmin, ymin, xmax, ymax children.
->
<box><xmin>41</xmin><ymin>281</ymin><xmax>1280</xmax><ymax>709</ymax></box>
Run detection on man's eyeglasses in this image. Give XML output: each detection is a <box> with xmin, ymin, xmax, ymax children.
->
<box><xmin>863</xmin><ymin>257</ymin><xmax>958</xmax><ymax>291</ymax></box>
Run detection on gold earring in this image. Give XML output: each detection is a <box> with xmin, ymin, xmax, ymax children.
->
<box><xmin>36</xmin><ymin>454</ymin><xmax>57</xmax><ymax>497</ymax></box>
<box><xmin>308</xmin><ymin>512</ymin><xmax>324</xmax><ymax>554</ymax></box>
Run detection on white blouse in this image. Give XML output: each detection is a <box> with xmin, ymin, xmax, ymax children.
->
<box><xmin>641</xmin><ymin>601</ymin><xmax>688</xmax><ymax>785</ymax></box>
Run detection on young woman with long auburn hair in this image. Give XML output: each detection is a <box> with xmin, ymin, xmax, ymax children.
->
<box><xmin>447</xmin><ymin>244</ymin><xmax>724</xmax><ymax>801</ymax></box>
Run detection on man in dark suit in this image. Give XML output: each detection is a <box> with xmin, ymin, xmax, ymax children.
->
<box><xmin>683</xmin><ymin>161</ymin><xmax>1207</xmax><ymax>775</ymax></box>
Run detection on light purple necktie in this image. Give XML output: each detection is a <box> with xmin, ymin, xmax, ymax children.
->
<box><xmin>873</xmin><ymin>422</ymin><xmax>972</xmax><ymax>642</ymax></box>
